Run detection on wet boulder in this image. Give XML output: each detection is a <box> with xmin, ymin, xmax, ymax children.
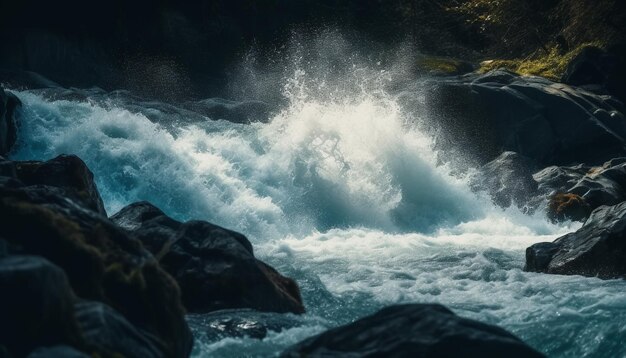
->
<box><xmin>0</xmin><ymin>178</ymin><xmax>192</xmax><ymax>357</ymax></box>
<box><xmin>111</xmin><ymin>201</ymin><xmax>304</xmax><ymax>314</ymax></box>
<box><xmin>535</xmin><ymin>158</ymin><xmax>626</xmax><ymax>221</ymax></box>
<box><xmin>0</xmin><ymin>255</ymin><xmax>83</xmax><ymax>357</ymax></box>
<box><xmin>0</xmin><ymin>87</ymin><xmax>21</xmax><ymax>155</ymax></box>
<box><xmin>75</xmin><ymin>301</ymin><xmax>165</xmax><ymax>358</ymax></box>
<box><xmin>471</xmin><ymin>151</ymin><xmax>539</xmax><ymax>209</ymax></box>
<box><xmin>525</xmin><ymin>201</ymin><xmax>626</xmax><ymax>278</ymax></box>
<box><xmin>14</xmin><ymin>154</ymin><xmax>107</xmax><ymax>215</ymax></box>
<box><xmin>188</xmin><ymin>308</ymin><xmax>310</xmax><ymax>342</ymax></box>
<box><xmin>426</xmin><ymin>69</ymin><xmax>626</xmax><ymax>166</ymax></box>
<box><xmin>281</xmin><ymin>304</ymin><xmax>544</xmax><ymax>358</ymax></box>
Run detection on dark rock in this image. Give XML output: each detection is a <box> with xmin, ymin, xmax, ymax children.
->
<box><xmin>110</xmin><ymin>201</ymin><xmax>182</xmax><ymax>260</ymax></box>
<box><xmin>281</xmin><ymin>304</ymin><xmax>544</xmax><ymax>358</ymax></box>
<box><xmin>15</xmin><ymin>155</ymin><xmax>107</xmax><ymax>215</ymax></box>
<box><xmin>535</xmin><ymin>158</ymin><xmax>626</xmax><ymax>221</ymax></box>
<box><xmin>28</xmin><ymin>346</ymin><xmax>90</xmax><ymax>358</ymax></box>
<box><xmin>0</xmin><ymin>255</ymin><xmax>83</xmax><ymax>357</ymax></box>
<box><xmin>546</xmin><ymin>193</ymin><xmax>591</xmax><ymax>222</ymax></box>
<box><xmin>533</xmin><ymin>164</ymin><xmax>590</xmax><ymax>195</ymax></box>
<box><xmin>471</xmin><ymin>151</ymin><xmax>538</xmax><ymax>209</ymax></box>
<box><xmin>111</xmin><ymin>201</ymin><xmax>304</xmax><ymax>314</ymax></box>
<box><xmin>562</xmin><ymin>45</ymin><xmax>626</xmax><ymax>103</ymax></box>
<box><xmin>0</xmin><ymin>87</ymin><xmax>21</xmax><ymax>155</ymax></box>
<box><xmin>188</xmin><ymin>309</ymin><xmax>307</xmax><ymax>342</ymax></box>
<box><xmin>426</xmin><ymin>69</ymin><xmax>626</xmax><ymax>166</ymax></box>
<box><xmin>183</xmin><ymin>98</ymin><xmax>272</xmax><ymax>124</ymax></box>
<box><xmin>525</xmin><ymin>201</ymin><xmax>626</xmax><ymax>278</ymax></box>
<box><xmin>75</xmin><ymin>301</ymin><xmax>165</xmax><ymax>358</ymax></box>
<box><xmin>0</xmin><ymin>183</ymin><xmax>192</xmax><ymax>357</ymax></box>
<box><xmin>0</xmin><ymin>155</ymin><xmax>17</xmax><ymax>177</ymax></box>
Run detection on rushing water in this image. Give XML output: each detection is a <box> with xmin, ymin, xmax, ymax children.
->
<box><xmin>7</xmin><ymin>60</ymin><xmax>626</xmax><ymax>357</ymax></box>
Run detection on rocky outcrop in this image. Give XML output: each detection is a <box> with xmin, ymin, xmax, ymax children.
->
<box><xmin>525</xmin><ymin>201</ymin><xmax>626</xmax><ymax>278</ymax></box>
<box><xmin>471</xmin><ymin>151</ymin><xmax>539</xmax><ymax>209</ymax></box>
<box><xmin>111</xmin><ymin>201</ymin><xmax>305</xmax><ymax>314</ymax></box>
<box><xmin>281</xmin><ymin>304</ymin><xmax>544</xmax><ymax>358</ymax></box>
<box><xmin>426</xmin><ymin>69</ymin><xmax>626</xmax><ymax>166</ymax></box>
<box><xmin>535</xmin><ymin>157</ymin><xmax>626</xmax><ymax>221</ymax></box>
<box><xmin>14</xmin><ymin>154</ymin><xmax>107</xmax><ymax>215</ymax></box>
<box><xmin>0</xmin><ymin>87</ymin><xmax>20</xmax><ymax>155</ymax></box>
<box><xmin>188</xmin><ymin>309</ymin><xmax>309</xmax><ymax>342</ymax></box>
<box><xmin>562</xmin><ymin>45</ymin><xmax>626</xmax><ymax>103</ymax></box>
<box><xmin>0</xmin><ymin>160</ymin><xmax>192</xmax><ymax>357</ymax></box>
<box><xmin>0</xmin><ymin>255</ymin><xmax>83</xmax><ymax>357</ymax></box>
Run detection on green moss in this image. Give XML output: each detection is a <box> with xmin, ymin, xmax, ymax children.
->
<box><xmin>417</xmin><ymin>56</ymin><xmax>472</xmax><ymax>75</ymax></box>
<box><xmin>479</xmin><ymin>42</ymin><xmax>607</xmax><ymax>80</ymax></box>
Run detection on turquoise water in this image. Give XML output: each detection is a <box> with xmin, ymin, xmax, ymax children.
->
<box><xmin>8</xmin><ymin>69</ymin><xmax>626</xmax><ymax>357</ymax></box>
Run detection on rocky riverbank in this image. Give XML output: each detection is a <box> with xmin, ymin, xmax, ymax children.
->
<box><xmin>2</xmin><ymin>35</ymin><xmax>626</xmax><ymax>355</ymax></box>
<box><xmin>0</xmin><ymin>99</ymin><xmax>303</xmax><ymax>355</ymax></box>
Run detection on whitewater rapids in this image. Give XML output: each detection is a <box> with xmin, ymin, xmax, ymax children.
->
<box><xmin>8</xmin><ymin>72</ymin><xmax>626</xmax><ymax>357</ymax></box>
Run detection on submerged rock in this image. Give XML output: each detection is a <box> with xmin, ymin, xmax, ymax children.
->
<box><xmin>0</xmin><ymin>255</ymin><xmax>83</xmax><ymax>357</ymax></box>
<box><xmin>526</xmin><ymin>201</ymin><xmax>626</xmax><ymax>278</ymax></box>
<box><xmin>183</xmin><ymin>98</ymin><xmax>272</xmax><ymax>124</ymax></box>
<box><xmin>15</xmin><ymin>154</ymin><xmax>107</xmax><ymax>215</ymax></box>
<box><xmin>426</xmin><ymin>69</ymin><xmax>626</xmax><ymax>166</ymax></box>
<box><xmin>0</xmin><ymin>87</ymin><xmax>21</xmax><ymax>155</ymax></box>
<box><xmin>281</xmin><ymin>304</ymin><xmax>544</xmax><ymax>358</ymax></box>
<box><xmin>111</xmin><ymin>201</ymin><xmax>305</xmax><ymax>314</ymax></box>
<box><xmin>188</xmin><ymin>309</ymin><xmax>308</xmax><ymax>342</ymax></box>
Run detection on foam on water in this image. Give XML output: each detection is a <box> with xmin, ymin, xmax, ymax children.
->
<box><xmin>7</xmin><ymin>62</ymin><xmax>626</xmax><ymax>357</ymax></box>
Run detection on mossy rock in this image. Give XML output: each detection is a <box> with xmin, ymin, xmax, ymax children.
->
<box><xmin>0</xmin><ymin>184</ymin><xmax>192</xmax><ymax>357</ymax></box>
<box><xmin>548</xmin><ymin>193</ymin><xmax>591</xmax><ymax>222</ymax></box>
<box><xmin>416</xmin><ymin>56</ymin><xmax>475</xmax><ymax>76</ymax></box>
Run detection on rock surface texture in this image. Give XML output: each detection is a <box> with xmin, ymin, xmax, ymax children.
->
<box><xmin>426</xmin><ymin>69</ymin><xmax>626</xmax><ymax>166</ymax></box>
<box><xmin>282</xmin><ymin>304</ymin><xmax>545</xmax><ymax>358</ymax></box>
<box><xmin>526</xmin><ymin>201</ymin><xmax>626</xmax><ymax>278</ymax></box>
<box><xmin>0</xmin><ymin>156</ymin><xmax>192</xmax><ymax>357</ymax></box>
<box><xmin>111</xmin><ymin>201</ymin><xmax>305</xmax><ymax>314</ymax></box>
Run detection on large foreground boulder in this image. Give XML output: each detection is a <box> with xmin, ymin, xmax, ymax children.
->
<box><xmin>75</xmin><ymin>301</ymin><xmax>165</xmax><ymax>358</ymax></box>
<box><xmin>0</xmin><ymin>256</ymin><xmax>83</xmax><ymax>357</ymax></box>
<box><xmin>426</xmin><ymin>69</ymin><xmax>626</xmax><ymax>166</ymax></box>
<box><xmin>525</xmin><ymin>201</ymin><xmax>626</xmax><ymax>278</ymax></box>
<box><xmin>0</xmin><ymin>87</ymin><xmax>21</xmax><ymax>155</ymax></box>
<box><xmin>281</xmin><ymin>304</ymin><xmax>544</xmax><ymax>358</ymax></box>
<box><xmin>0</xmin><ymin>165</ymin><xmax>192</xmax><ymax>357</ymax></box>
<box><xmin>111</xmin><ymin>201</ymin><xmax>304</xmax><ymax>314</ymax></box>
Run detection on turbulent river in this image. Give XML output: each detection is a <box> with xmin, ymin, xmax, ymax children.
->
<box><xmin>8</xmin><ymin>63</ymin><xmax>626</xmax><ymax>357</ymax></box>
